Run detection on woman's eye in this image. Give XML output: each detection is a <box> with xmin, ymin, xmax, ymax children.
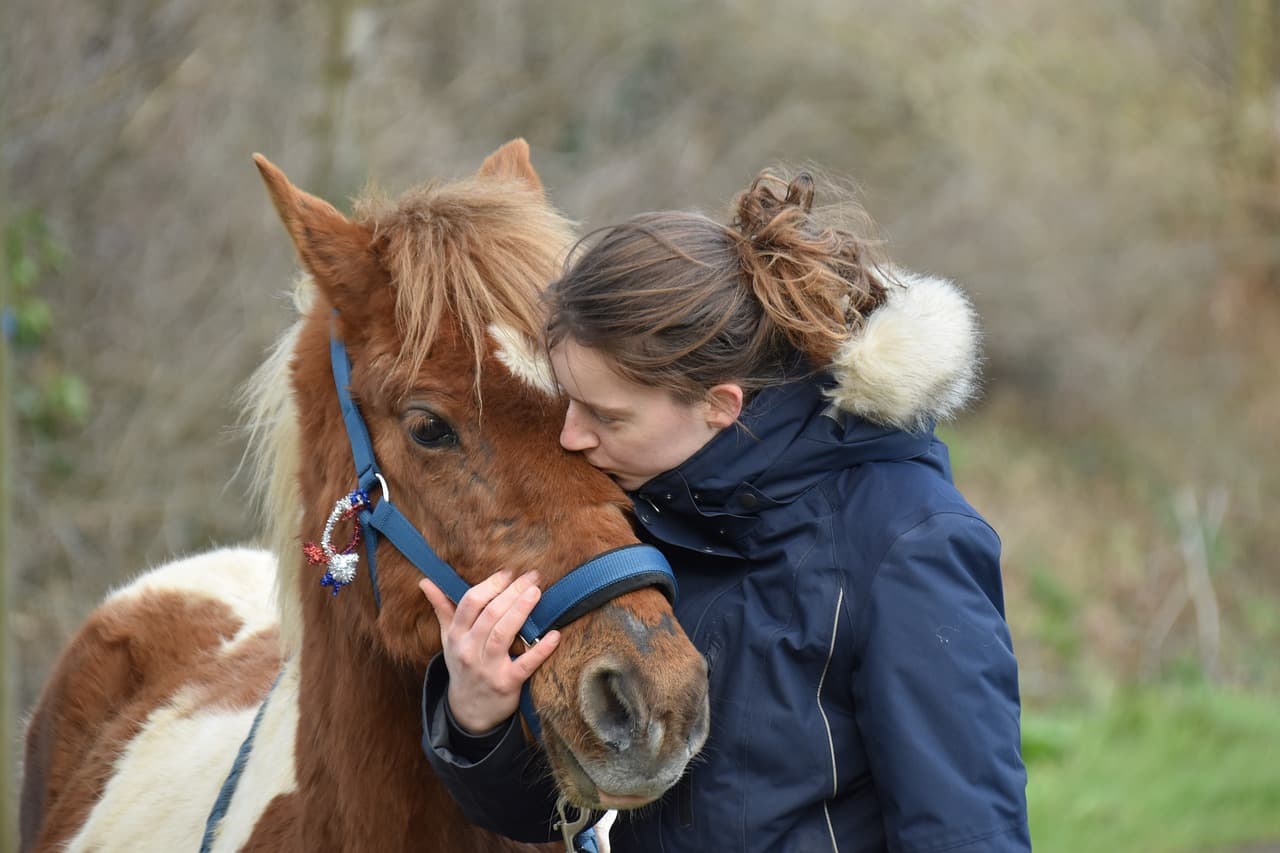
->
<box><xmin>405</xmin><ymin>411</ymin><xmax>458</xmax><ymax>448</ymax></box>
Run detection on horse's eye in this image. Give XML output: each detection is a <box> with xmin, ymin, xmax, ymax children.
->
<box><xmin>404</xmin><ymin>410</ymin><xmax>458</xmax><ymax>448</ymax></box>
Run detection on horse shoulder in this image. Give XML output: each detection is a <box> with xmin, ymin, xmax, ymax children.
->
<box><xmin>20</xmin><ymin>547</ymin><xmax>281</xmax><ymax>852</ymax></box>
<box><xmin>209</xmin><ymin>658</ymin><xmax>302</xmax><ymax>852</ymax></box>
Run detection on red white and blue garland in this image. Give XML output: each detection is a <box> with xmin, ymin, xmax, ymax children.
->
<box><xmin>303</xmin><ymin>489</ymin><xmax>370</xmax><ymax>596</ymax></box>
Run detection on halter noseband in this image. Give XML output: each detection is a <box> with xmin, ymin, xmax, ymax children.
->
<box><xmin>325</xmin><ymin>316</ymin><xmax>677</xmax><ymax>737</ymax></box>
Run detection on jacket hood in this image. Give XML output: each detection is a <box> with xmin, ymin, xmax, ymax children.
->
<box><xmin>825</xmin><ymin>269</ymin><xmax>981</xmax><ymax>432</ymax></box>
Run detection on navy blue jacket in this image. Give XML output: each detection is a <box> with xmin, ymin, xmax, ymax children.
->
<box><xmin>422</xmin><ymin>272</ymin><xmax>1030</xmax><ymax>851</ymax></box>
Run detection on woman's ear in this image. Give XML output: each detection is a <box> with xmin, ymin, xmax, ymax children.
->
<box><xmin>704</xmin><ymin>383</ymin><xmax>744</xmax><ymax>429</ymax></box>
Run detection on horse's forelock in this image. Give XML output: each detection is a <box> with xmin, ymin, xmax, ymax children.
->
<box><xmin>355</xmin><ymin>177</ymin><xmax>575</xmax><ymax>386</ymax></box>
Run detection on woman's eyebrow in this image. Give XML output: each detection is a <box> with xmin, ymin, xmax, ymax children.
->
<box><xmin>567</xmin><ymin>392</ymin><xmax>630</xmax><ymax>417</ymax></box>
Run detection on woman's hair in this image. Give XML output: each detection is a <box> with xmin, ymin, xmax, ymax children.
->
<box><xmin>545</xmin><ymin>169</ymin><xmax>892</xmax><ymax>403</ymax></box>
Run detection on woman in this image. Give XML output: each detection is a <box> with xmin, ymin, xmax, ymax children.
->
<box><xmin>418</xmin><ymin>171</ymin><xmax>1030</xmax><ymax>852</ymax></box>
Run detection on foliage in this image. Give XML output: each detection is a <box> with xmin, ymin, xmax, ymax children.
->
<box><xmin>1026</xmin><ymin>684</ymin><xmax>1280</xmax><ymax>852</ymax></box>
<box><xmin>4</xmin><ymin>211</ymin><xmax>87</xmax><ymax>438</ymax></box>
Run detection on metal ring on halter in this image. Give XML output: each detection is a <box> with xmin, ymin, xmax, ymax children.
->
<box><xmin>374</xmin><ymin>472</ymin><xmax>391</xmax><ymax>503</ymax></box>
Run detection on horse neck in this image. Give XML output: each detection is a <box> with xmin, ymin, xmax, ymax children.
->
<box><xmin>292</xmin><ymin>592</ymin><xmax>533</xmax><ymax>852</ymax></box>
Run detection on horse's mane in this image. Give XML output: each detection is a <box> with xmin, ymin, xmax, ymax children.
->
<box><xmin>241</xmin><ymin>177</ymin><xmax>575</xmax><ymax>653</ymax></box>
<box><xmin>240</xmin><ymin>277</ymin><xmax>309</xmax><ymax>653</ymax></box>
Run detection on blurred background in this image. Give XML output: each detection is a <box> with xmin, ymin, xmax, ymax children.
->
<box><xmin>2</xmin><ymin>1</ymin><xmax>1277</xmax><ymax>850</ymax></box>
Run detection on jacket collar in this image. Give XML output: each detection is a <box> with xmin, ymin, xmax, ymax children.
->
<box><xmin>634</xmin><ymin>375</ymin><xmax>934</xmax><ymax>520</ymax></box>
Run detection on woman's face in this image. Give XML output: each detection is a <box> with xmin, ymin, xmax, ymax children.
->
<box><xmin>551</xmin><ymin>339</ymin><xmax>737</xmax><ymax>491</ymax></box>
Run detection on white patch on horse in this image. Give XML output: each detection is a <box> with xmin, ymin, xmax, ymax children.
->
<box><xmin>211</xmin><ymin>657</ymin><xmax>301</xmax><ymax>851</ymax></box>
<box><xmin>107</xmin><ymin>547</ymin><xmax>279</xmax><ymax>650</ymax></box>
<box><xmin>490</xmin><ymin>323</ymin><xmax>556</xmax><ymax>395</ymax></box>
<box><xmin>65</xmin><ymin>686</ymin><xmax>258</xmax><ymax>852</ymax></box>
<box><xmin>59</xmin><ymin>548</ymin><xmax>285</xmax><ymax>851</ymax></box>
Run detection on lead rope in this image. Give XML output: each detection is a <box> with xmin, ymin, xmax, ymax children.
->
<box><xmin>554</xmin><ymin>795</ymin><xmax>595</xmax><ymax>853</ymax></box>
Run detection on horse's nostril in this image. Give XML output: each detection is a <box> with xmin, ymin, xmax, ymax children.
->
<box><xmin>580</xmin><ymin>663</ymin><xmax>644</xmax><ymax>753</ymax></box>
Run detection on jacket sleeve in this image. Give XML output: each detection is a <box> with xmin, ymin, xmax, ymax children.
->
<box><xmin>420</xmin><ymin>653</ymin><xmax>563</xmax><ymax>842</ymax></box>
<box><xmin>852</xmin><ymin>512</ymin><xmax>1031</xmax><ymax>853</ymax></box>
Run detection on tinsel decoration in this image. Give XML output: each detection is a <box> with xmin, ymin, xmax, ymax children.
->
<box><xmin>303</xmin><ymin>489</ymin><xmax>370</xmax><ymax>596</ymax></box>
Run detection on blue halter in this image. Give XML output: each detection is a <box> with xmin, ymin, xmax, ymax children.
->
<box><xmin>325</xmin><ymin>319</ymin><xmax>677</xmax><ymax>738</ymax></box>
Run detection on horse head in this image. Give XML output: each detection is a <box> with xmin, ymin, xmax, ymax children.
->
<box><xmin>251</xmin><ymin>141</ymin><xmax>710</xmax><ymax>814</ymax></box>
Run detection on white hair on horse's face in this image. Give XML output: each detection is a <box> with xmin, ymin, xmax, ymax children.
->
<box><xmin>489</xmin><ymin>323</ymin><xmax>556</xmax><ymax>395</ymax></box>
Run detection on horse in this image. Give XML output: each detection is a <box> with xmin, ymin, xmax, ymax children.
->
<box><xmin>19</xmin><ymin>140</ymin><xmax>711</xmax><ymax>852</ymax></box>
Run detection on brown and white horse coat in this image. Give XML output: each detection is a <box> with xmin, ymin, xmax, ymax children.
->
<box><xmin>22</xmin><ymin>548</ymin><xmax>281</xmax><ymax>851</ymax></box>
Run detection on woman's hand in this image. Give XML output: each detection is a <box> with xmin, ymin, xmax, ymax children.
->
<box><xmin>419</xmin><ymin>570</ymin><xmax>561</xmax><ymax>734</ymax></box>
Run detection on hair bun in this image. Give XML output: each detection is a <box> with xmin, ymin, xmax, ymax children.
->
<box><xmin>728</xmin><ymin>168</ymin><xmax>891</xmax><ymax>366</ymax></box>
<box><xmin>733</xmin><ymin>171</ymin><xmax>815</xmax><ymax>242</ymax></box>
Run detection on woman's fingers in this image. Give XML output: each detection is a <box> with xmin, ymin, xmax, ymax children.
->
<box><xmin>417</xmin><ymin>577</ymin><xmax>457</xmax><ymax>629</ymax></box>
<box><xmin>510</xmin><ymin>630</ymin><xmax>560</xmax><ymax>681</ymax></box>
<box><xmin>451</xmin><ymin>568</ymin><xmax>515</xmax><ymax>631</ymax></box>
<box><xmin>425</xmin><ymin>569</ymin><xmax>545</xmax><ymax>664</ymax></box>
<box><xmin>486</xmin><ymin>575</ymin><xmax>543</xmax><ymax>657</ymax></box>
<box><xmin>469</xmin><ymin>570</ymin><xmax>536</xmax><ymax>641</ymax></box>
<box><xmin>427</xmin><ymin>569</ymin><xmax>558</xmax><ymax>734</ymax></box>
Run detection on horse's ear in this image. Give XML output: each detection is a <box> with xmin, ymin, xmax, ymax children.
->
<box><xmin>253</xmin><ymin>153</ymin><xmax>381</xmax><ymax>316</ymax></box>
<box><xmin>477</xmin><ymin>138</ymin><xmax>543</xmax><ymax>192</ymax></box>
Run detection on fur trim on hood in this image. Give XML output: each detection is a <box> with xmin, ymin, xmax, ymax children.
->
<box><xmin>825</xmin><ymin>269</ymin><xmax>981</xmax><ymax>433</ymax></box>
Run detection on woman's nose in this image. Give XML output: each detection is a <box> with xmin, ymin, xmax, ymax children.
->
<box><xmin>560</xmin><ymin>404</ymin><xmax>598</xmax><ymax>452</ymax></box>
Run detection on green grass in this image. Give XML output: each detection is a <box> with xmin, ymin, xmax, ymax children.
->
<box><xmin>1026</xmin><ymin>685</ymin><xmax>1280</xmax><ymax>852</ymax></box>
